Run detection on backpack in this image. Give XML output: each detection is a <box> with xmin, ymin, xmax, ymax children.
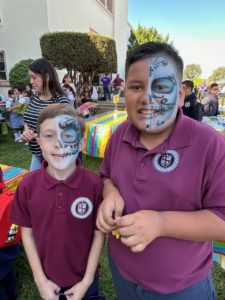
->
<box><xmin>192</xmin><ymin>101</ymin><xmax>204</xmax><ymax>121</ymax></box>
<box><xmin>202</xmin><ymin>94</ymin><xmax>218</xmax><ymax>116</ymax></box>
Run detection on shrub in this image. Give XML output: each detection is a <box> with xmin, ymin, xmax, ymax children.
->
<box><xmin>9</xmin><ymin>59</ymin><xmax>33</xmax><ymax>88</ymax></box>
<box><xmin>40</xmin><ymin>32</ymin><xmax>117</xmax><ymax>81</ymax></box>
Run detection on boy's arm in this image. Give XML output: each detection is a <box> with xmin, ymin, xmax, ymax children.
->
<box><xmin>22</xmin><ymin>227</ymin><xmax>60</xmax><ymax>299</ymax></box>
<box><xmin>96</xmin><ymin>178</ymin><xmax>124</xmax><ymax>232</ymax></box>
<box><xmin>116</xmin><ymin>209</ymin><xmax>225</xmax><ymax>253</ymax></box>
<box><xmin>65</xmin><ymin>230</ymin><xmax>105</xmax><ymax>300</ymax></box>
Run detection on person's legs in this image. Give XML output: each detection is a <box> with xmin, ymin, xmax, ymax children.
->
<box><xmin>0</xmin><ymin>245</ymin><xmax>20</xmax><ymax>300</ymax></box>
<box><xmin>103</xmin><ymin>87</ymin><xmax>108</xmax><ymax>101</ymax></box>
<box><xmin>30</xmin><ymin>155</ymin><xmax>42</xmax><ymax>171</ymax></box>
<box><xmin>106</xmin><ymin>87</ymin><xmax>111</xmax><ymax>100</ymax></box>
<box><xmin>3</xmin><ymin>271</ymin><xmax>18</xmax><ymax>300</ymax></box>
<box><xmin>109</xmin><ymin>255</ymin><xmax>140</xmax><ymax>300</ymax></box>
<box><xmin>109</xmin><ymin>255</ymin><xmax>216</xmax><ymax>300</ymax></box>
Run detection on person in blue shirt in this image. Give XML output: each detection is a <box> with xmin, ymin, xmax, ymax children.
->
<box><xmin>101</xmin><ymin>74</ymin><xmax>111</xmax><ymax>101</ymax></box>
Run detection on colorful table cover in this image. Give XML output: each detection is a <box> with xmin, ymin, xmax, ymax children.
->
<box><xmin>202</xmin><ymin>116</ymin><xmax>225</xmax><ymax>136</ymax></box>
<box><xmin>83</xmin><ymin>110</ymin><xmax>127</xmax><ymax>158</ymax></box>
<box><xmin>0</xmin><ymin>164</ymin><xmax>29</xmax><ymax>191</ymax></box>
<box><xmin>213</xmin><ymin>241</ymin><xmax>225</xmax><ymax>269</ymax></box>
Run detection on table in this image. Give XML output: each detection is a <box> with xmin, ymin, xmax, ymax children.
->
<box><xmin>202</xmin><ymin>116</ymin><xmax>225</xmax><ymax>136</ymax></box>
<box><xmin>0</xmin><ymin>164</ymin><xmax>29</xmax><ymax>191</ymax></box>
<box><xmin>83</xmin><ymin>110</ymin><xmax>127</xmax><ymax>158</ymax></box>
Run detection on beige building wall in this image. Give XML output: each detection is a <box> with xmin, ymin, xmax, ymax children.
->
<box><xmin>0</xmin><ymin>0</ymin><xmax>129</xmax><ymax>95</ymax></box>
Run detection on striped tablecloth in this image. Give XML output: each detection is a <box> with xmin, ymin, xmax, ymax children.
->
<box><xmin>0</xmin><ymin>164</ymin><xmax>29</xmax><ymax>191</ymax></box>
<box><xmin>83</xmin><ymin>110</ymin><xmax>127</xmax><ymax>158</ymax></box>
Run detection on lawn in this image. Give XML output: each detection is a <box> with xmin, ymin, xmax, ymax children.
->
<box><xmin>1</xmin><ymin>130</ymin><xmax>225</xmax><ymax>300</ymax></box>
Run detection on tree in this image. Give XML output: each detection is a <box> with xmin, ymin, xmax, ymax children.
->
<box><xmin>183</xmin><ymin>64</ymin><xmax>202</xmax><ymax>80</ymax></box>
<box><xmin>208</xmin><ymin>67</ymin><xmax>225</xmax><ymax>82</ymax></box>
<box><xmin>127</xmin><ymin>24</ymin><xmax>172</xmax><ymax>56</ymax></box>
<box><xmin>40</xmin><ymin>32</ymin><xmax>117</xmax><ymax>82</ymax></box>
<box><xmin>127</xmin><ymin>27</ymin><xmax>139</xmax><ymax>57</ymax></box>
<box><xmin>9</xmin><ymin>59</ymin><xmax>33</xmax><ymax>88</ymax></box>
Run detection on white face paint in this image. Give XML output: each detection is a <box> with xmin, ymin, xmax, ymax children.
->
<box><xmin>145</xmin><ymin>56</ymin><xmax>179</xmax><ymax>130</ymax></box>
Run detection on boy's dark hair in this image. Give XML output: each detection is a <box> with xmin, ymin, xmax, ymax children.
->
<box><xmin>8</xmin><ymin>89</ymin><xmax>15</xmax><ymax>96</ymax></box>
<box><xmin>210</xmin><ymin>82</ymin><xmax>218</xmax><ymax>89</ymax></box>
<box><xmin>29</xmin><ymin>58</ymin><xmax>63</xmax><ymax>97</ymax></box>
<box><xmin>182</xmin><ymin>80</ymin><xmax>194</xmax><ymax>90</ymax></box>
<box><xmin>125</xmin><ymin>42</ymin><xmax>183</xmax><ymax>81</ymax></box>
<box><xmin>37</xmin><ymin>103</ymin><xmax>85</xmax><ymax>137</ymax></box>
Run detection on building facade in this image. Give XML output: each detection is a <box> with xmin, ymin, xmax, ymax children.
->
<box><xmin>0</xmin><ymin>0</ymin><xmax>129</xmax><ymax>95</ymax></box>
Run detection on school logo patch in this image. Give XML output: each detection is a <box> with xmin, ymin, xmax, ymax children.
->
<box><xmin>184</xmin><ymin>102</ymin><xmax>190</xmax><ymax>107</ymax></box>
<box><xmin>153</xmin><ymin>150</ymin><xmax>179</xmax><ymax>173</ymax></box>
<box><xmin>71</xmin><ymin>197</ymin><xmax>93</xmax><ymax>219</ymax></box>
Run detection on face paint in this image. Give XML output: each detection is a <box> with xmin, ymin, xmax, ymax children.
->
<box><xmin>145</xmin><ymin>56</ymin><xmax>179</xmax><ymax>130</ymax></box>
<box><xmin>53</xmin><ymin>115</ymin><xmax>81</xmax><ymax>169</ymax></box>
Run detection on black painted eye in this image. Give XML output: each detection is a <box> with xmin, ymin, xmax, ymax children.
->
<box><xmin>152</xmin><ymin>77</ymin><xmax>174</xmax><ymax>94</ymax></box>
<box><xmin>61</xmin><ymin>128</ymin><xmax>77</xmax><ymax>143</ymax></box>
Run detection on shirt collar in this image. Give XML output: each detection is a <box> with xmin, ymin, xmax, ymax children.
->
<box><xmin>41</xmin><ymin>159</ymin><xmax>83</xmax><ymax>190</ymax></box>
<box><xmin>122</xmin><ymin>108</ymin><xmax>193</xmax><ymax>154</ymax></box>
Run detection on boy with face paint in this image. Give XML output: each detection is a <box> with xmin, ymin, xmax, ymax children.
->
<box><xmin>10</xmin><ymin>104</ymin><xmax>104</xmax><ymax>300</ymax></box>
<box><xmin>97</xmin><ymin>42</ymin><xmax>225</xmax><ymax>299</ymax></box>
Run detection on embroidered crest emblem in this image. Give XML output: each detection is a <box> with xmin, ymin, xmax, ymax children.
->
<box><xmin>153</xmin><ymin>150</ymin><xmax>179</xmax><ymax>173</ymax></box>
<box><xmin>71</xmin><ymin>197</ymin><xmax>93</xmax><ymax>219</ymax></box>
<box><xmin>184</xmin><ymin>101</ymin><xmax>190</xmax><ymax>107</ymax></box>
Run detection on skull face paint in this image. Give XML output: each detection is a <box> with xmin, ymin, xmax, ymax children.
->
<box><xmin>53</xmin><ymin>115</ymin><xmax>81</xmax><ymax>169</ymax></box>
<box><xmin>145</xmin><ymin>56</ymin><xmax>179</xmax><ymax>130</ymax></box>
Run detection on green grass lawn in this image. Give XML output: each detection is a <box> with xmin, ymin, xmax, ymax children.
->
<box><xmin>1</xmin><ymin>130</ymin><xmax>225</xmax><ymax>300</ymax></box>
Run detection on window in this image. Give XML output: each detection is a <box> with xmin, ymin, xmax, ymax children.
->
<box><xmin>0</xmin><ymin>51</ymin><xmax>7</xmax><ymax>80</ymax></box>
<box><xmin>97</xmin><ymin>0</ymin><xmax>113</xmax><ymax>14</ymax></box>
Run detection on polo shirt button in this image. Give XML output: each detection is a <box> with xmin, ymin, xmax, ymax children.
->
<box><xmin>140</xmin><ymin>162</ymin><xmax>144</xmax><ymax>168</ymax></box>
<box><xmin>59</xmin><ymin>193</ymin><xmax>62</xmax><ymax>196</ymax></box>
<box><xmin>58</xmin><ymin>205</ymin><xmax>62</xmax><ymax>209</ymax></box>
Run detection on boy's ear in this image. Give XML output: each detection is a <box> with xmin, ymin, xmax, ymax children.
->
<box><xmin>79</xmin><ymin>137</ymin><xmax>87</xmax><ymax>151</ymax></box>
<box><xmin>178</xmin><ymin>84</ymin><xmax>186</xmax><ymax>107</ymax></box>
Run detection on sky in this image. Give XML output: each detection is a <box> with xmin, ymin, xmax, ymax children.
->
<box><xmin>128</xmin><ymin>0</ymin><xmax>225</xmax><ymax>78</ymax></box>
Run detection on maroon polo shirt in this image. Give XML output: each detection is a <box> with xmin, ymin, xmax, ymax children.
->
<box><xmin>10</xmin><ymin>160</ymin><xmax>103</xmax><ymax>286</ymax></box>
<box><xmin>100</xmin><ymin>109</ymin><xmax>225</xmax><ymax>294</ymax></box>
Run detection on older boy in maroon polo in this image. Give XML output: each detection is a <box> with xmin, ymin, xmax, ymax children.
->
<box><xmin>10</xmin><ymin>104</ymin><xmax>104</xmax><ymax>300</ymax></box>
<box><xmin>97</xmin><ymin>42</ymin><xmax>225</xmax><ymax>299</ymax></box>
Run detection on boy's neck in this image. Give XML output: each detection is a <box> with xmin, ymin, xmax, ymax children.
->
<box><xmin>46</xmin><ymin>162</ymin><xmax>77</xmax><ymax>181</ymax></box>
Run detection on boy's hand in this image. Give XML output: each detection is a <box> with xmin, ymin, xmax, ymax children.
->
<box><xmin>37</xmin><ymin>279</ymin><xmax>60</xmax><ymax>300</ymax></box>
<box><xmin>64</xmin><ymin>280</ymin><xmax>90</xmax><ymax>300</ymax></box>
<box><xmin>115</xmin><ymin>210</ymin><xmax>164</xmax><ymax>252</ymax></box>
<box><xmin>96</xmin><ymin>190</ymin><xmax>124</xmax><ymax>233</ymax></box>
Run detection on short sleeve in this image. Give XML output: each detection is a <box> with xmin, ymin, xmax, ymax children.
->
<box><xmin>9</xmin><ymin>179</ymin><xmax>32</xmax><ymax>227</ymax></box>
<box><xmin>5</xmin><ymin>100</ymin><xmax>11</xmax><ymax>109</ymax></box>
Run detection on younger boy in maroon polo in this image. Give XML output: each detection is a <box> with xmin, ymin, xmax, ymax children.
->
<box><xmin>97</xmin><ymin>42</ymin><xmax>225</xmax><ymax>299</ymax></box>
<box><xmin>10</xmin><ymin>104</ymin><xmax>104</xmax><ymax>300</ymax></box>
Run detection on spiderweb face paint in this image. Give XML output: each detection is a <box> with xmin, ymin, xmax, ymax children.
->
<box><xmin>49</xmin><ymin>115</ymin><xmax>81</xmax><ymax>170</ymax></box>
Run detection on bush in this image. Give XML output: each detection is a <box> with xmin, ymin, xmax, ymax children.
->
<box><xmin>40</xmin><ymin>32</ymin><xmax>117</xmax><ymax>80</ymax></box>
<box><xmin>9</xmin><ymin>59</ymin><xmax>33</xmax><ymax>88</ymax></box>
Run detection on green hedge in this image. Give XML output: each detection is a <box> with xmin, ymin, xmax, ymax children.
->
<box><xmin>9</xmin><ymin>59</ymin><xmax>33</xmax><ymax>88</ymax></box>
<box><xmin>40</xmin><ymin>32</ymin><xmax>117</xmax><ymax>78</ymax></box>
